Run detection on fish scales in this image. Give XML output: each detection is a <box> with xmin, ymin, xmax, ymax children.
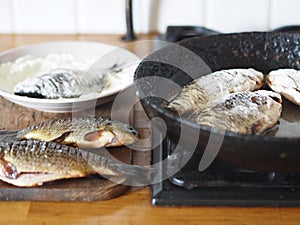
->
<box><xmin>3</xmin><ymin>116</ymin><xmax>139</xmax><ymax>148</ymax></box>
<box><xmin>0</xmin><ymin>139</ymin><xmax>151</xmax><ymax>187</ymax></box>
<box><xmin>0</xmin><ymin>140</ymin><xmax>92</xmax><ymax>175</ymax></box>
<box><xmin>14</xmin><ymin>69</ymin><xmax>84</xmax><ymax>99</ymax></box>
<box><xmin>13</xmin><ymin>62</ymin><xmax>122</xmax><ymax>99</ymax></box>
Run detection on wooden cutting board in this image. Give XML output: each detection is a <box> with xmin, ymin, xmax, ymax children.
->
<box><xmin>0</xmin><ymin>96</ymin><xmax>143</xmax><ymax>201</ymax></box>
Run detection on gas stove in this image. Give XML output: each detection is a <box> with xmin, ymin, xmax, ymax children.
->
<box><xmin>151</xmin><ymin>129</ymin><xmax>300</xmax><ymax>207</ymax></box>
<box><xmin>149</xmin><ymin>25</ymin><xmax>300</xmax><ymax>207</ymax></box>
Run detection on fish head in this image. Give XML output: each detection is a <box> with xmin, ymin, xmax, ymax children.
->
<box><xmin>253</xmin><ymin>90</ymin><xmax>282</xmax><ymax>105</ymax></box>
<box><xmin>249</xmin><ymin>90</ymin><xmax>282</xmax><ymax>134</ymax></box>
<box><xmin>105</xmin><ymin>122</ymin><xmax>139</xmax><ymax>147</ymax></box>
<box><xmin>14</xmin><ymin>77</ymin><xmax>46</xmax><ymax>98</ymax></box>
<box><xmin>80</xmin><ymin>120</ymin><xmax>139</xmax><ymax>148</ymax></box>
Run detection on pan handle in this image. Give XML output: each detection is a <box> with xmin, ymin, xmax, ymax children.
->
<box><xmin>272</xmin><ymin>25</ymin><xmax>300</xmax><ymax>33</ymax></box>
<box><xmin>165</xmin><ymin>26</ymin><xmax>220</xmax><ymax>42</ymax></box>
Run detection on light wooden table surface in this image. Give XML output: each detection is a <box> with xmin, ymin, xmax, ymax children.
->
<box><xmin>0</xmin><ymin>34</ymin><xmax>300</xmax><ymax>225</ymax></box>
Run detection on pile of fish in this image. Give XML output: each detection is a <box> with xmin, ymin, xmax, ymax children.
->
<box><xmin>0</xmin><ymin>116</ymin><xmax>148</xmax><ymax>187</ymax></box>
<box><xmin>166</xmin><ymin>68</ymin><xmax>299</xmax><ymax>135</ymax></box>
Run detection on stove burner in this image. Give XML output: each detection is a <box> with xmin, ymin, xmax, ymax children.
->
<box><xmin>151</xmin><ymin>131</ymin><xmax>300</xmax><ymax>206</ymax></box>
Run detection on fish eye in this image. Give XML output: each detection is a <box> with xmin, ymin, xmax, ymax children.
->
<box><xmin>129</xmin><ymin>127</ymin><xmax>138</xmax><ymax>135</ymax></box>
<box><xmin>104</xmin><ymin>118</ymin><xmax>112</xmax><ymax>126</ymax></box>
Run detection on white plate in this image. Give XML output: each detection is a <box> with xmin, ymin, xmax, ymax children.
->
<box><xmin>0</xmin><ymin>41</ymin><xmax>140</xmax><ymax>113</ymax></box>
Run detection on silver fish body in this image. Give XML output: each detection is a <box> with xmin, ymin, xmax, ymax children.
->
<box><xmin>0</xmin><ymin>139</ymin><xmax>149</xmax><ymax>187</ymax></box>
<box><xmin>167</xmin><ymin>68</ymin><xmax>264</xmax><ymax>114</ymax></box>
<box><xmin>13</xmin><ymin>68</ymin><xmax>105</xmax><ymax>99</ymax></box>
<box><xmin>188</xmin><ymin>90</ymin><xmax>282</xmax><ymax>135</ymax></box>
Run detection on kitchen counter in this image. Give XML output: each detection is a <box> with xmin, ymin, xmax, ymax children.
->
<box><xmin>0</xmin><ymin>34</ymin><xmax>300</xmax><ymax>225</ymax></box>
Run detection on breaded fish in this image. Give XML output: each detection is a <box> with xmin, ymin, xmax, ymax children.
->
<box><xmin>167</xmin><ymin>68</ymin><xmax>264</xmax><ymax>114</ymax></box>
<box><xmin>188</xmin><ymin>90</ymin><xmax>282</xmax><ymax>135</ymax></box>
<box><xmin>0</xmin><ymin>116</ymin><xmax>139</xmax><ymax>148</ymax></box>
<box><xmin>13</xmin><ymin>62</ymin><xmax>122</xmax><ymax>99</ymax></box>
<box><xmin>0</xmin><ymin>139</ymin><xmax>149</xmax><ymax>187</ymax></box>
<box><xmin>14</xmin><ymin>69</ymin><xmax>94</xmax><ymax>99</ymax></box>
<box><xmin>266</xmin><ymin>68</ymin><xmax>300</xmax><ymax>106</ymax></box>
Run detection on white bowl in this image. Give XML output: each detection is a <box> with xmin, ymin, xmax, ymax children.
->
<box><xmin>0</xmin><ymin>41</ymin><xmax>140</xmax><ymax>113</ymax></box>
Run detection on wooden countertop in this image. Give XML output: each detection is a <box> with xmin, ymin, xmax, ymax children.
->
<box><xmin>0</xmin><ymin>34</ymin><xmax>300</xmax><ymax>225</ymax></box>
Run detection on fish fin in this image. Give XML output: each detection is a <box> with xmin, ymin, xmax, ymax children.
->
<box><xmin>52</xmin><ymin>131</ymin><xmax>73</xmax><ymax>144</ymax></box>
<box><xmin>0</xmin><ymin>130</ymin><xmax>19</xmax><ymax>142</ymax></box>
<box><xmin>96</xmin><ymin>163</ymin><xmax>152</xmax><ymax>186</ymax></box>
<box><xmin>81</xmin><ymin>149</ymin><xmax>153</xmax><ymax>186</ymax></box>
<box><xmin>0</xmin><ymin>159</ymin><xmax>18</xmax><ymax>179</ymax></box>
<box><xmin>117</xmin><ymin>164</ymin><xmax>152</xmax><ymax>186</ymax></box>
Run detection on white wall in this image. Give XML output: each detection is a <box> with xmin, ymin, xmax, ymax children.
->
<box><xmin>0</xmin><ymin>0</ymin><xmax>300</xmax><ymax>34</ymax></box>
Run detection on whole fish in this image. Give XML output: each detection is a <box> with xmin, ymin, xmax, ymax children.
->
<box><xmin>266</xmin><ymin>68</ymin><xmax>300</xmax><ymax>106</ymax></box>
<box><xmin>13</xmin><ymin>63</ymin><xmax>122</xmax><ymax>99</ymax></box>
<box><xmin>0</xmin><ymin>139</ymin><xmax>150</xmax><ymax>187</ymax></box>
<box><xmin>167</xmin><ymin>68</ymin><xmax>264</xmax><ymax>115</ymax></box>
<box><xmin>0</xmin><ymin>116</ymin><xmax>139</xmax><ymax>148</ymax></box>
<box><xmin>188</xmin><ymin>90</ymin><xmax>282</xmax><ymax>135</ymax></box>
<box><xmin>14</xmin><ymin>69</ymin><xmax>92</xmax><ymax>98</ymax></box>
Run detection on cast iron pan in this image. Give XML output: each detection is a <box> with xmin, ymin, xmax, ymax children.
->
<box><xmin>134</xmin><ymin>32</ymin><xmax>300</xmax><ymax>173</ymax></box>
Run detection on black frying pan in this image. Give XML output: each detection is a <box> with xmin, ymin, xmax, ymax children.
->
<box><xmin>134</xmin><ymin>32</ymin><xmax>300</xmax><ymax>173</ymax></box>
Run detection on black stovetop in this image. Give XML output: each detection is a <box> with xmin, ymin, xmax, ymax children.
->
<box><xmin>150</xmin><ymin>25</ymin><xmax>300</xmax><ymax>207</ymax></box>
<box><xmin>151</xmin><ymin>130</ymin><xmax>300</xmax><ymax>207</ymax></box>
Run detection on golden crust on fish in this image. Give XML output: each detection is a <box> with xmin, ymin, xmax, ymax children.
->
<box><xmin>167</xmin><ymin>68</ymin><xmax>264</xmax><ymax>114</ymax></box>
<box><xmin>188</xmin><ymin>90</ymin><xmax>282</xmax><ymax>135</ymax></box>
<box><xmin>266</xmin><ymin>68</ymin><xmax>300</xmax><ymax>106</ymax></box>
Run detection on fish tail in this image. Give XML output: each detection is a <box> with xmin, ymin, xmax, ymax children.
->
<box><xmin>80</xmin><ymin>149</ymin><xmax>154</xmax><ymax>186</ymax></box>
<box><xmin>98</xmin><ymin>162</ymin><xmax>153</xmax><ymax>186</ymax></box>
<box><xmin>111</xmin><ymin>163</ymin><xmax>153</xmax><ymax>186</ymax></box>
<box><xmin>94</xmin><ymin>158</ymin><xmax>152</xmax><ymax>186</ymax></box>
<box><xmin>0</xmin><ymin>130</ymin><xmax>19</xmax><ymax>142</ymax></box>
